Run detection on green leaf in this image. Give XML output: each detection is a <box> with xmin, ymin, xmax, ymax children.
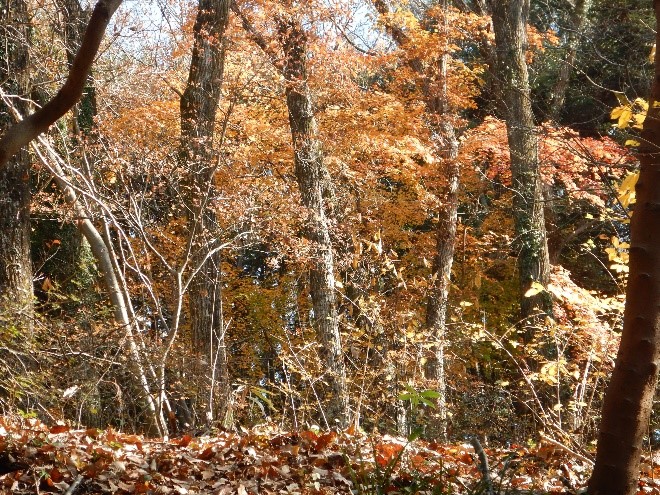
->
<box><xmin>420</xmin><ymin>390</ymin><xmax>441</xmax><ymax>399</ymax></box>
<box><xmin>408</xmin><ymin>429</ymin><xmax>422</xmax><ymax>442</ymax></box>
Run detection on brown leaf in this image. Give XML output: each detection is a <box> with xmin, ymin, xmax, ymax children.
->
<box><xmin>49</xmin><ymin>424</ymin><xmax>69</xmax><ymax>434</ymax></box>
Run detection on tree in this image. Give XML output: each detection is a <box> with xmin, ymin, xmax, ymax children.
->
<box><xmin>179</xmin><ymin>0</ymin><xmax>231</xmax><ymax>426</ymax></box>
<box><xmin>371</xmin><ymin>0</ymin><xmax>461</xmax><ymax>437</ymax></box>
<box><xmin>0</xmin><ymin>0</ymin><xmax>123</xmax><ymax>164</ymax></box>
<box><xmin>232</xmin><ymin>0</ymin><xmax>350</xmax><ymax>426</ymax></box>
<box><xmin>0</xmin><ymin>0</ymin><xmax>174</xmax><ymax>436</ymax></box>
<box><xmin>587</xmin><ymin>2</ymin><xmax>660</xmax><ymax>492</ymax></box>
<box><xmin>276</xmin><ymin>4</ymin><xmax>349</xmax><ymax>427</ymax></box>
<box><xmin>0</xmin><ymin>0</ymin><xmax>33</xmax><ymax>332</ymax></box>
<box><xmin>547</xmin><ymin>0</ymin><xmax>592</xmax><ymax>120</ymax></box>
<box><xmin>56</xmin><ymin>0</ymin><xmax>97</xmax><ymax>133</ymax></box>
<box><xmin>488</xmin><ymin>0</ymin><xmax>553</xmax><ymax>328</ymax></box>
<box><xmin>42</xmin><ymin>0</ymin><xmax>97</xmax><ymax>299</ymax></box>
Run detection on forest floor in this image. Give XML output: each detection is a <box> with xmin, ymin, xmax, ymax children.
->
<box><xmin>1</xmin><ymin>416</ymin><xmax>659</xmax><ymax>494</ymax></box>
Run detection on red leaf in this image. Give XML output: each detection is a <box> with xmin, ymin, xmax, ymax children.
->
<box><xmin>49</xmin><ymin>424</ymin><xmax>69</xmax><ymax>434</ymax></box>
<box><xmin>314</xmin><ymin>431</ymin><xmax>337</xmax><ymax>452</ymax></box>
<box><xmin>175</xmin><ymin>434</ymin><xmax>193</xmax><ymax>447</ymax></box>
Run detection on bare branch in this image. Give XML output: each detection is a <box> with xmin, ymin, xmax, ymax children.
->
<box><xmin>0</xmin><ymin>0</ymin><xmax>123</xmax><ymax>167</ymax></box>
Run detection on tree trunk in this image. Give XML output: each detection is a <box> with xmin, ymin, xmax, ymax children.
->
<box><xmin>53</xmin><ymin>0</ymin><xmax>97</xmax><ymax>295</ymax></box>
<box><xmin>0</xmin><ymin>0</ymin><xmax>123</xmax><ymax>164</ymax></box>
<box><xmin>587</xmin><ymin>3</ymin><xmax>660</xmax><ymax>492</ymax></box>
<box><xmin>489</xmin><ymin>0</ymin><xmax>553</xmax><ymax>329</ymax></box>
<box><xmin>426</xmin><ymin>120</ymin><xmax>459</xmax><ymax>436</ymax></box>
<box><xmin>549</xmin><ymin>0</ymin><xmax>591</xmax><ymax>121</ymax></box>
<box><xmin>57</xmin><ymin>0</ymin><xmax>97</xmax><ymax>134</ymax></box>
<box><xmin>277</xmin><ymin>12</ymin><xmax>349</xmax><ymax>427</ymax></box>
<box><xmin>179</xmin><ymin>0</ymin><xmax>231</xmax><ymax>425</ymax></box>
<box><xmin>0</xmin><ymin>0</ymin><xmax>170</xmax><ymax>436</ymax></box>
<box><xmin>0</xmin><ymin>0</ymin><xmax>33</xmax><ymax>333</ymax></box>
<box><xmin>371</xmin><ymin>0</ymin><xmax>461</xmax><ymax>437</ymax></box>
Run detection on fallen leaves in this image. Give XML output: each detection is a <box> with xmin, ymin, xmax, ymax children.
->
<box><xmin>4</xmin><ymin>416</ymin><xmax>658</xmax><ymax>494</ymax></box>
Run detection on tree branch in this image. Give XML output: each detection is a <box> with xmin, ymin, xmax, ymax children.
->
<box><xmin>230</xmin><ymin>0</ymin><xmax>284</xmax><ymax>72</ymax></box>
<box><xmin>371</xmin><ymin>0</ymin><xmax>409</xmax><ymax>47</ymax></box>
<box><xmin>0</xmin><ymin>0</ymin><xmax>123</xmax><ymax>167</ymax></box>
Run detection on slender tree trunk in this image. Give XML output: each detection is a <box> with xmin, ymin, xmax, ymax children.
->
<box><xmin>588</xmin><ymin>3</ymin><xmax>660</xmax><ymax>492</ymax></box>
<box><xmin>57</xmin><ymin>0</ymin><xmax>97</xmax><ymax>134</ymax></box>
<box><xmin>425</xmin><ymin>0</ymin><xmax>460</xmax><ymax>437</ymax></box>
<box><xmin>489</xmin><ymin>0</ymin><xmax>552</xmax><ymax>329</ymax></box>
<box><xmin>426</xmin><ymin>120</ymin><xmax>459</xmax><ymax>436</ymax></box>
<box><xmin>53</xmin><ymin>0</ymin><xmax>97</xmax><ymax>293</ymax></box>
<box><xmin>25</xmin><ymin>129</ymin><xmax>168</xmax><ymax>435</ymax></box>
<box><xmin>549</xmin><ymin>0</ymin><xmax>591</xmax><ymax>121</ymax></box>
<box><xmin>0</xmin><ymin>0</ymin><xmax>33</xmax><ymax>333</ymax></box>
<box><xmin>179</xmin><ymin>0</ymin><xmax>231</xmax><ymax>425</ymax></box>
<box><xmin>371</xmin><ymin>0</ymin><xmax>461</xmax><ymax>437</ymax></box>
<box><xmin>277</xmin><ymin>12</ymin><xmax>349</xmax><ymax>427</ymax></box>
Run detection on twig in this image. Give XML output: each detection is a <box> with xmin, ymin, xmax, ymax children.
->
<box><xmin>469</xmin><ymin>436</ymin><xmax>494</xmax><ymax>495</ymax></box>
<box><xmin>64</xmin><ymin>475</ymin><xmax>84</xmax><ymax>495</ymax></box>
<box><xmin>539</xmin><ymin>431</ymin><xmax>594</xmax><ymax>466</ymax></box>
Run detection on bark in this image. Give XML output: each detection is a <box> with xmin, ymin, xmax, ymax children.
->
<box><xmin>489</xmin><ymin>0</ymin><xmax>553</xmax><ymax>329</ymax></box>
<box><xmin>56</xmin><ymin>0</ymin><xmax>98</xmax><ymax>133</ymax></box>
<box><xmin>0</xmin><ymin>0</ymin><xmax>32</xmax><ymax>332</ymax></box>
<box><xmin>372</xmin><ymin>0</ymin><xmax>460</xmax><ymax>436</ymax></box>
<box><xmin>425</xmin><ymin>121</ymin><xmax>459</xmax><ymax>436</ymax></box>
<box><xmin>53</xmin><ymin>0</ymin><xmax>97</xmax><ymax>293</ymax></box>
<box><xmin>179</xmin><ymin>0</ymin><xmax>231</xmax><ymax>424</ymax></box>
<box><xmin>0</xmin><ymin>0</ymin><xmax>123</xmax><ymax>165</ymax></box>
<box><xmin>549</xmin><ymin>0</ymin><xmax>592</xmax><ymax>120</ymax></box>
<box><xmin>587</xmin><ymin>2</ymin><xmax>660</xmax><ymax>492</ymax></box>
<box><xmin>277</xmin><ymin>12</ymin><xmax>349</xmax><ymax>427</ymax></box>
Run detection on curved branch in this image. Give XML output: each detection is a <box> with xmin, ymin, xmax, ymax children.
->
<box><xmin>0</xmin><ymin>0</ymin><xmax>123</xmax><ymax>167</ymax></box>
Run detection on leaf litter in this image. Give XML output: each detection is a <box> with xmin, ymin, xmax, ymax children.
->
<box><xmin>2</xmin><ymin>416</ymin><xmax>660</xmax><ymax>494</ymax></box>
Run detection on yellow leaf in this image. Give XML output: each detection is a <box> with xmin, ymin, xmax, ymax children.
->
<box><xmin>650</xmin><ymin>44</ymin><xmax>656</xmax><ymax>63</ymax></box>
<box><xmin>633</xmin><ymin>113</ymin><xmax>646</xmax><ymax>128</ymax></box>
<box><xmin>618</xmin><ymin>108</ymin><xmax>633</xmax><ymax>128</ymax></box>
<box><xmin>610</xmin><ymin>106</ymin><xmax>625</xmax><ymax>120</ymax></box>
<box><xmin>459</xmin><ymin>301</ymin><xmax>473</xmax><ymax>307</ymax></box>
<box><xmin>625</xmin><ymin>139</ymin><xmax>640</xmax><ymax>147</ymax></box>
<box><xmin>618</xmin><ymin>172</ymin><xmax>639</xmax><ymax>207</ymax></box>
<box><xmin>524</xmin><ymin>281</ymin><xmax>546</xmax><ymax>298</ymax></box>
<box><xmin>634</xmin><ymin>98</ymin><xmax>649</xmax><ymax>111</ymax></box>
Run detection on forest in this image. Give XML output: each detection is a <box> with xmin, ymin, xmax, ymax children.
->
<box><xmin>0</xmin><ymin>0</ymin><xmax>659</xmax><ymax>493</ymax></box>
